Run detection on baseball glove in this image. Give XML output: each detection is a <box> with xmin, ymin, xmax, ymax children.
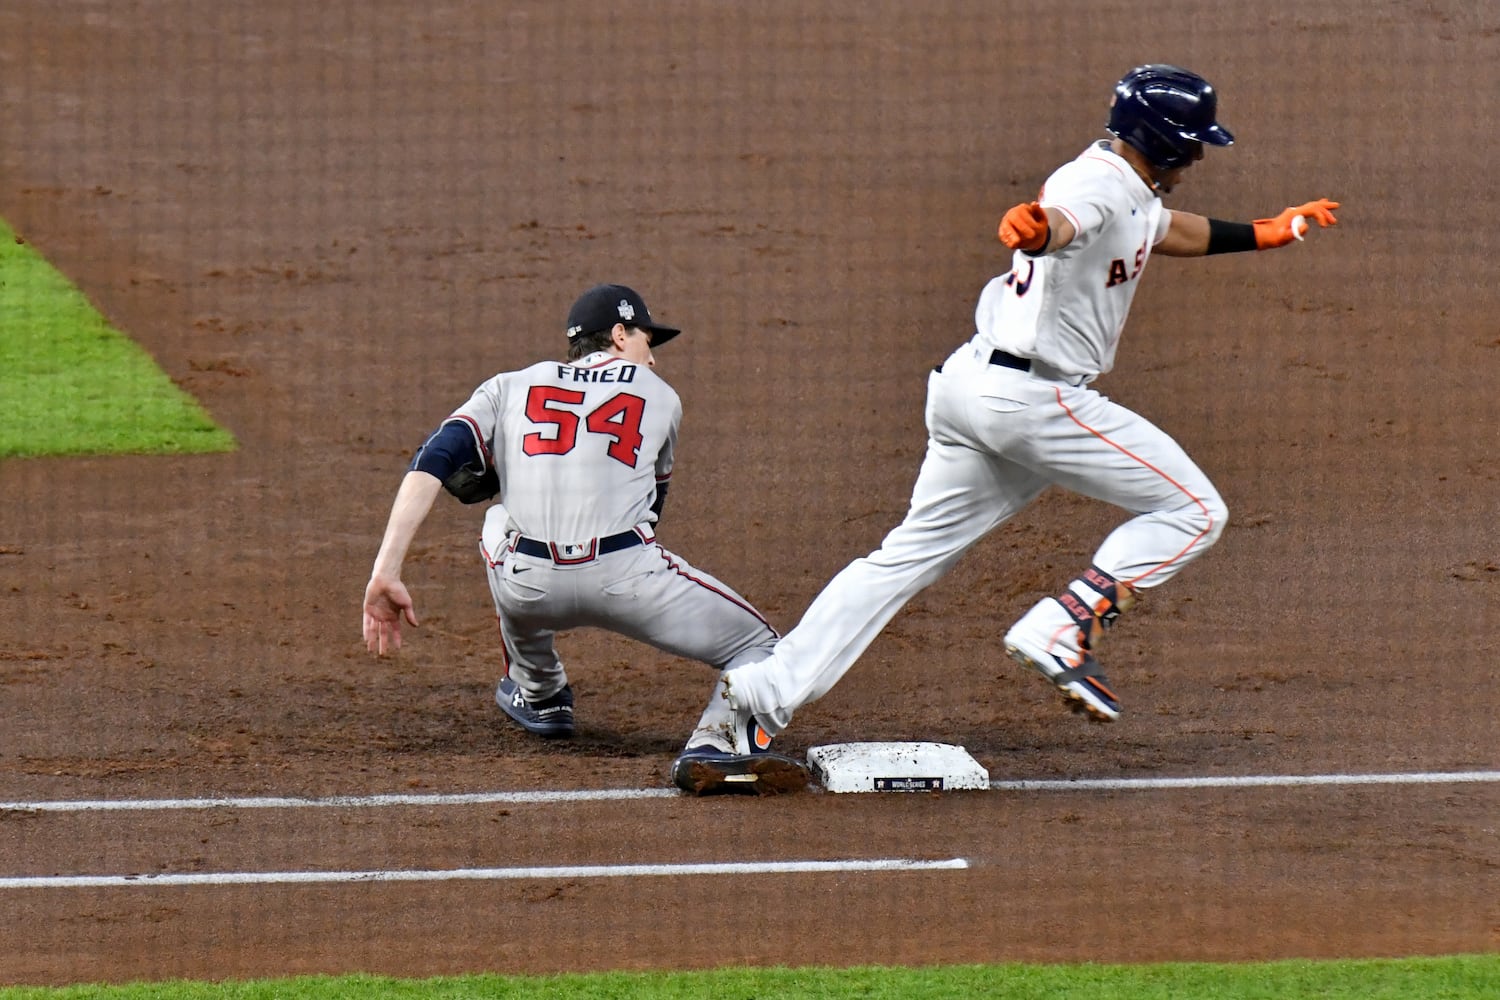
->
<box><xmin>442</xmin><ymin>460</ymin><xmax>498</xmax><ymax>504</ymax></box>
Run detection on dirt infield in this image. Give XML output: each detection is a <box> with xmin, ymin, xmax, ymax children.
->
<box><xmin>1</xmin><ymin>0</ymin><xmax>1496</xmax><ymax>986</ymax></box>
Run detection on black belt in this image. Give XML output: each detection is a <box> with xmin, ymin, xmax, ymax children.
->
<box><xmin>989</xmin><ymin>349</ymin><xmax>1032</xmax><ymax>372</ymax></box>
<box><xmin>513</xmin><ymin>529</ymin><xmax>648</xmax><ymax>564</ymax></box>
<box><xmin>933</xmin><ymin>348</ymin><xmax>1036</xmax><ymax>375</ymax></box>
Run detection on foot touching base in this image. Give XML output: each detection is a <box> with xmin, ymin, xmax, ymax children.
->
<box><xmin>670</xmin><ymin>746</ymin><xmax>809</xmax><ymax>796</ymax></box>
<box><xmin>674</xmin><ymin>683</ymin><xmax>807</xmax><ymax>795</ymax></box>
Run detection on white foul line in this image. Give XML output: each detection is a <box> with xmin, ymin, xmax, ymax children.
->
<box><xmin>987</xmin><ymin>771</ymin><xmax>1500</xmax><ymax>792</ymax></box>
<box><xmin>0</xmin><ymin>788</ymin><xmax>678</xmax><ymax>813</ymax></box>
<box><xmin>0</xmin><ymin>771</ymin><xmax>1494</xmax><ymax>815</ymax></box>
<box><xmin>0</xmin><ymin>857</ymin><xmax>969</xmax><ymax>890</ymax></box>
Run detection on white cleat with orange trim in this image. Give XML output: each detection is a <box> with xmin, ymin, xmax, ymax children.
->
<box><xmin>1003</xmin><ymin>597</ymin><xmax>1123</xmax><ymax>722</ymax></box>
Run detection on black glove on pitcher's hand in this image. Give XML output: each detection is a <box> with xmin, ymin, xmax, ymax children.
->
<box><xmin>443</xmin><ymin>461</ymin><xmax>499</xmax><ymax>504</ymax></box>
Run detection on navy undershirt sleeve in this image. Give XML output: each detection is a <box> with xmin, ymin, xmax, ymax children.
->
<box><xmin>409</xmin><ymin>420</ymin><xmax>483</xmax><ymax>480</ymax></box>
<box><xmin>651</xmin><ymin>481</ymin><xmax>670</xmax><ymax>519</ymax></box>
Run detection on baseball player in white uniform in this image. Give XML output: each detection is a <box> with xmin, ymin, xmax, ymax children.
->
<box><xmin>717</xmin><ymin>65</ymin><xmax>1340</xmax><ymax>738</ymax></box>
<box><xmin>362</xmin><ymin>284</ymin><xmax>807</xmax><ymax>796</ymax></box>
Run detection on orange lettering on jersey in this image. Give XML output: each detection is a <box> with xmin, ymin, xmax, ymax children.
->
<box><xmin>1109</xmin><ymin>236</ymin><xmax>1150</xmax><ymax>286</ymax></box>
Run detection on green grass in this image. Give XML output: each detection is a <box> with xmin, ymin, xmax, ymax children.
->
<box><xmin>0</xmin><ymin>218</ymin><xmax>235</xmax><ymax>458</ymax></box>
<box><xmin>3</xmin><ymin>957</ymin><xmax>1497</xmax><ymax>999</ymax></box>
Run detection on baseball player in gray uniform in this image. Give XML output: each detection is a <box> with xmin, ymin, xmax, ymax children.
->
<box><xmin>362</xmin><ymin>284</ymin><xmax>807</xmax><ymax>796</ymax></box>
<box><xmin>716</xmin><ymin>65</ymin><xmax>1339</xmax><ymax>739</ymax></box>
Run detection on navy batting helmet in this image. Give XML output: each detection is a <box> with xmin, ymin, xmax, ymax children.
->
<box><xmin>1107</xmin><ymin>64</ymin><xmax>1234</xmax><ymax>171</ymax></box>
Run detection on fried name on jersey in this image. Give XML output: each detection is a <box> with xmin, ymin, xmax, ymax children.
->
<box><xmin>555</xmin><ymin>363</ymin><xmax>639</xmax><ymax>383</ymax></box>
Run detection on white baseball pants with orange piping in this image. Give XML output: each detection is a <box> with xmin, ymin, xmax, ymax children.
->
<box><xmin>729</xmin><ymin>340</ymin><xmax>1227</xmax><ymax>734</ymax></box>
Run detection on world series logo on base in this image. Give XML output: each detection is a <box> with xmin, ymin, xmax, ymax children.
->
<box><xmin>808</xmin><ymin>743</ymin><xmax>988</xmax><ymax>793</ymax></box>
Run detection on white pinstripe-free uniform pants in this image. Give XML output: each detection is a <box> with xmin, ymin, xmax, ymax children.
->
<box><xmin>732</xmin><ymin>339</ymin><xmax>1227</xmax><ymax>732</ymax></box>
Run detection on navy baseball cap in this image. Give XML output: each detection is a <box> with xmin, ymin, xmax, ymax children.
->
<box><xmin>565</xmin><ymin>284</ymin><xmax>681</xmax><ymax>345</ymax></box>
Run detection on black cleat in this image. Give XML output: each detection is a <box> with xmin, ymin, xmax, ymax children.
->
<box><xmin>670</xmin><ymin>745</ymin><xmax>809</xmax><ymax>796</ymax></box>
<box><xmin>495</xmin><ymin>676</ymin><xmax>575</xmax><ymax>738</ymax></box>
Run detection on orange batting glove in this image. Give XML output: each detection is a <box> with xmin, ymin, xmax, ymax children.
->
<box><xmin>1253</xmin><ymin>198</ymin><xmax>1340</xmax><ymax>249</ymax></box>
<box><xmin>999</xmin><ymin>201</ymin><xmax>1051</xmax><ymax>252</ymax></box>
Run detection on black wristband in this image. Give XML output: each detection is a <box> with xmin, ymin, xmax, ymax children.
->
<box><xmin>1205</xmin><ymin>219</ymin><xmax>1257</xmax><ymax>255</ymax></box>
<box><xmin>1022</xmin><ymin>226</ymin><xmax>1052</xmax><ymax>257</ymax></box>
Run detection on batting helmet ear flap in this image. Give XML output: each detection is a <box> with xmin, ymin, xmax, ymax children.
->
<box><xmin>1107</xmin><ymin>64</ymin><xmax>1234</xmax><ymax>171</ymax></box>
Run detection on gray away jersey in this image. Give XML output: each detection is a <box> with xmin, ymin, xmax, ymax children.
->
<box><xmin>449</xmin><ymin>351</ymin><xmax>680</xmax><ymax>544</ymax></box>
